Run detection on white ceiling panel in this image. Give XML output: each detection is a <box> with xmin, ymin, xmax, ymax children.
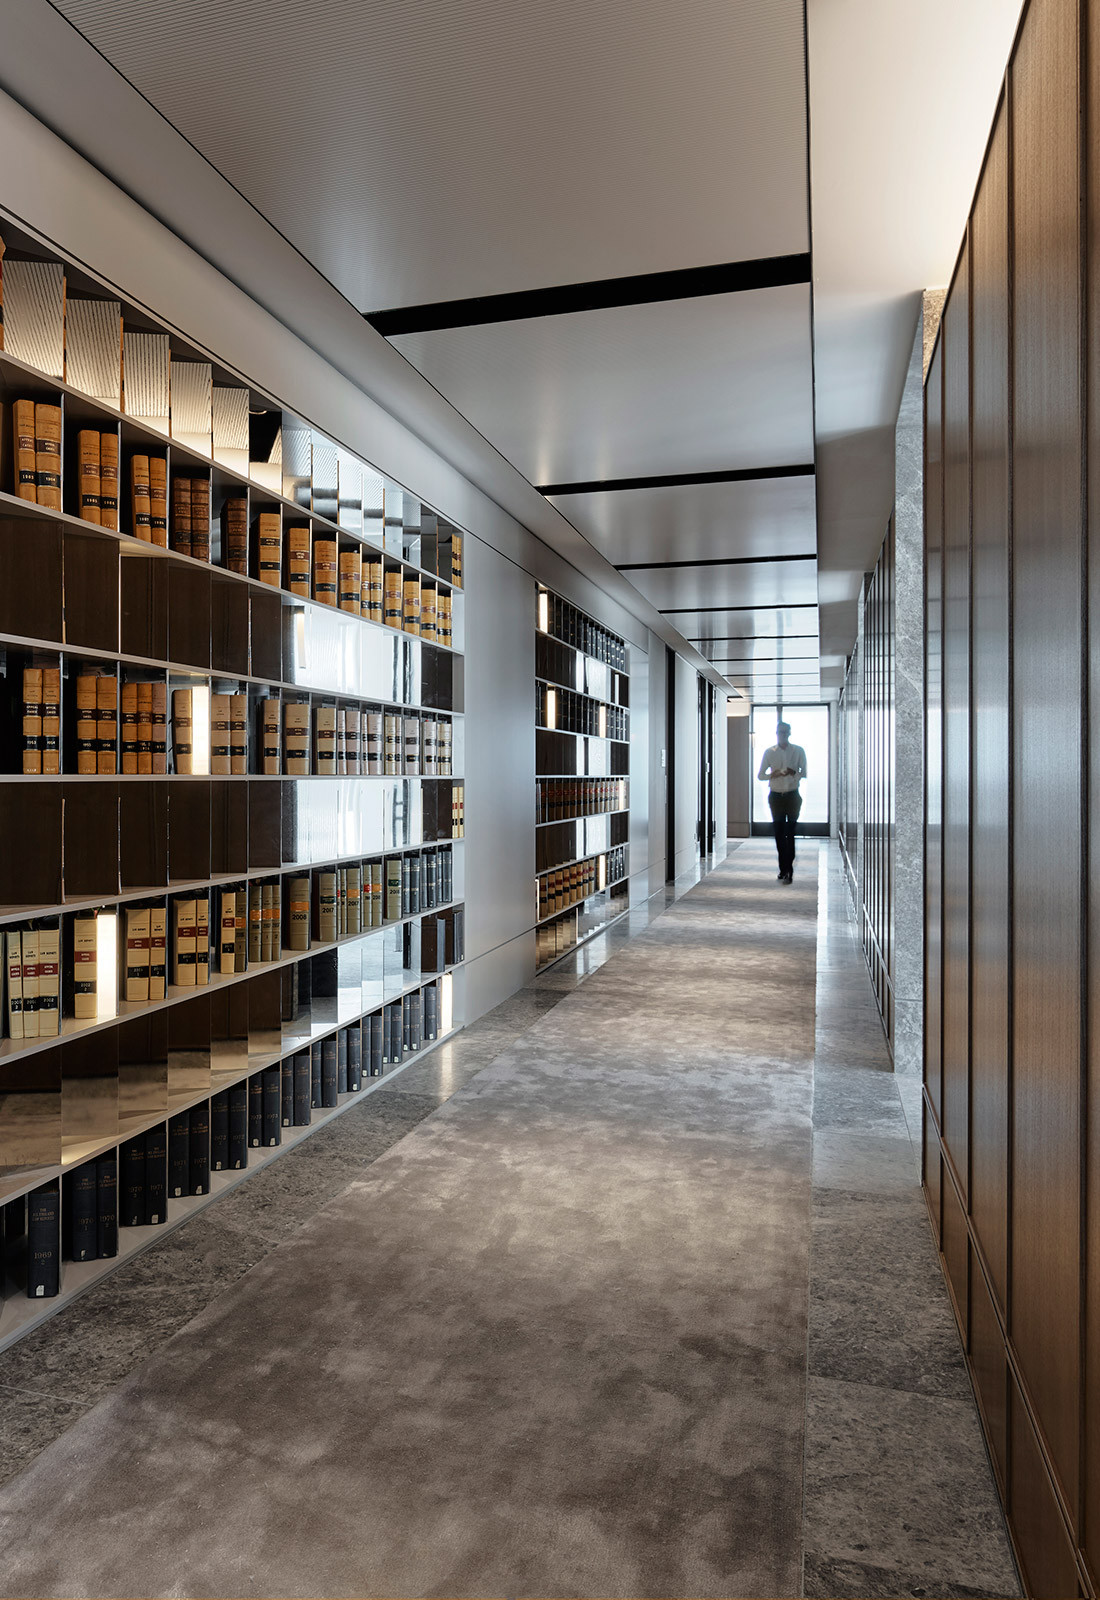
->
<box><xmin>391</xmin><ymin>288</ymin><xmax>814</xmax><ymax>485</ymax></box>
<box><xmin>52</xmin><ymin>0</ymin><xmax>809</xmax><ymax>312</ymax></box>
<box><xmin>667</xmin><ymin>604</ymin><xmax>818</xmax><ymax>644</ymax></box>
<box><xmin>547</xmin><ymin>474</ymin><xmax>816</xmax><ymax>567</ymax></box>
<box><xmin>619</xmin><ymin>558</ymin><xmax>817</xmax><ymax>614</ymax></box>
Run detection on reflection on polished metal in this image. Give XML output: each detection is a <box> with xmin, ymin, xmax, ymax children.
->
<box><xmin>0</xmin><ymin>1087</ymin><xmax>62</xmax><ymax>1173</ymax></box>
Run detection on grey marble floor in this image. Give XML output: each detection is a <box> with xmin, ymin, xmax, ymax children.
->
<box><xmin>803</xmin><ymin>848</ymin><xmax>1021</xmax><ymax>1600</ymax></box>
<box><xmin>0</xmin><ymin>841</ymin><xmax>1022</xmax><ymax>1599</ymax></box>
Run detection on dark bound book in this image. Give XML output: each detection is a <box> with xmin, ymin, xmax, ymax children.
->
<box><xmin>95</xmin><ymin>1154</ymin><xmax>118</xmax><ymax>1259</ymax></box>
<box><xmin>65</xmin><ymin>1160</ymin><xmax>98</xmax><ymax>1261</ymax></box>
<box><xmin>119</xmin><ymin>1135</ymin><xmax>145</xmax><ymax>1228</ymax></box>
<box><xmin>262</xmin><ymin>1065</ymin><xmax>281</xmax><ymax>1147</ymax></box>
<box><xmin>409</xmin><ymin>990</ymin><xmax>422</xmax><ymax>1053</ymax></box>
<box><xmin>280</xmin><ymin>1058</ymin><xmax>294</xmax><ymax>1126</ymax></box>
<box><xmin>210</xmin><ymin>1090</ymin><xmax>229</xmax><ymax>1171</ymax></box>
<box><xmin>310</xmin><ymin>1042</ymin><xmax>322</xmax><ymax>1108</ymax></box>
<box><xmin>248</xmin><ymin>1073</ymin><xmax>264</xmax><ymax>1148</ymax></box>
<box><xmin>337</xmin><ymin>1029</ymin><xmax>348</xmax><ymax>1095</ymax></box>
<box><xmin>401</xmin><ymin>994</ymin><xmax>412</xmax><ymax>1055</ymax></box>
<box><xmin>321</xmin><ymin>1036</ymin><xmax>338</xmax><ymax>1108</ymax></box>
<box><xmin>26</xmin><ymin>1183</ymin><xmax>60</xmax><ymax>1299</ymax></box>
<box><xmin>370</xmin><ymin>1010</ymin><xmax>384</xmax><ymax>1076</ymax></box>
<box><xmin>144</xmin><ymin>1123</ymin><xmax>167</xmax><ymax>1225</ymax></box>
<box><xmin>167</xmin><ymin>1111</ymin><xmax>190</xmax><ymax>1199</ymax></box>
<box><xmin>425</xmin><ymin>982</ymin><xmax>438</xmax><ymax>1041</ymax></box>
<box><xmin>347</xmin><ymin>1024</ymin><xmax>362</xmax><ymax>1092</ymax></box>
<box><xmin>293</xmin><ymin>1051</ymin><xmax>311</xmax><ymax>1126</ymax></box>
<box><xmin>228</xmin><ymin>1083</ymin><xmax>248</xmax><ymax>1169</ymax></box>
<box><xmin>189</xmin><ymin>1101</ymin><xmax>211</xmax><ymax>1195</ymax></box>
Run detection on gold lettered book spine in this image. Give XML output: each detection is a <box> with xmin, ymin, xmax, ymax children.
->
<box><xmin>120</xmin><ymin>680</ymin><xmax>139</xmax><ymax>774</ymax></box>
<box><xmin>172</xmin><ymin>688</ymin><xmax>193</xmax><ymax>775</ymax></box>
<box><xmin>130</xmin><ymin>454</ymin><xmax>152</xmax><ymax>541</ymax></box>
<box><xmin>312</xmin><ymin>538</ymin><xmax>337</xmax><ymax>606</ymax></box>
<box><xmin>75</xmin><ymin>673</ymin><xmax>99</xmax><ymax>775</ymax></box>
<box><xmin>72</xmin><ymin>915</ymin><xmax>98</xmax><ymax>1022</ymax></box>
<box><xmin>96</xmin><ymin>674</ymin><xmax>118</xmax><ymax>775</ymax></box>
<box><xmin>41</xmin><ymin>666</ymin><xmax>61</xmax><ymax>776</ymax></box>
<box><xmin>190</xmin><ymin>477</ymin><xmax>211</xmax><ymax>561</ymax></box>
<box><xmin>98</xmin><ymin>431</ymin><xmax>119</xmax><ymax>530</ymax></box>
<box><xmin>148</xmin><ymin>456</ymin><xmax>168</xmax><ymax>548</ymax></box>
<box><xmin>148</xmin><ymin>905</ymin><xmax>167</xmax><ymax>1000</ymax></box>
<box><xmin>210</xmin><ymin>693</ymin><xmax>231</xmax><ymax>775</ymax></box>
<box><xmin>230</xmin><ymin>693</ymin><xmax>248</xmax><ymax>774</ymax></box>
<box><xmin>338</xmin><ymin>548</ymin><xmax>361</xmax><ymax>612</ymax></box>
<box><xmin>125</xmin><ymin>907</ymin><xmax>151</xmax><ymax>1003</ymax></box>
<box><xmin>286</xmin><ymin>523</ymin><xmax>310</xmax><ymax>595</ymax></box>
<box><xmin>403</xmin><ymin>575</ymin><xmax>421</xmax><ymax>635</ymax></box>
<box><xmin>255</xmin><ymin>511</ymin><xmax>281</xmax><ymax>587</ymax></box>
<box><xmin>13</xmin><ymin>399</ymin><xmax>37</xmax><ymax>502</ymax></box>
<box><xmin>34</xmin><ymin>403</ymin><xmax>62</xmax><ymax>511</ymax></box>
<box><xmin>383</xmin><ymin>568</ymin><xmax>402</xmax><ymax>629</ymax></box>
<box><xmin>21</xmin><ymin>666</ymin><xmax>42</xmax><ymax>775</ymax></box>
<box><xmin>219</xmin><ymin>890</ymin><xmax>237</xmax><ymax>975</ymax></box>
<box><xmin>77</xmin><ymin>429</ymin><xmax>101</xmax><ymax>525</ymax></box>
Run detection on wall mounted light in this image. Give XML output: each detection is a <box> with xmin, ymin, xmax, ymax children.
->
<box><xmin>190</xmin><ymin>685</ymin><xmax>210</xmax><ymax>776</ymax></box>
<box><xmin>97</xmin><ymin>911</ymin><xmax>118</xmax><ymax>1020</ymax></box>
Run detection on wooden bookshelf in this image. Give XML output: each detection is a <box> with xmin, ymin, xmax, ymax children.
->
<box><xmin>0</xmin><ymin>223</ymin><xmax>467</xmax><ymax>1329</ymax></box>
<box><xmin>534</xmin><ymin>587</ymin><xmax>630</xmax><ymax>969</ymax></box>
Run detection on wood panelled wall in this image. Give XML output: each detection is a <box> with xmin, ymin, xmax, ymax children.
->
<box><xmin>862</xmin><ymin>521</ymin><xmax>896</xmax><ymax>1039</ymax></box>
<box><xmin>923</xmin><ymin>0</ymin><xmax>1100</xmax><ymax>1589</ymax></box>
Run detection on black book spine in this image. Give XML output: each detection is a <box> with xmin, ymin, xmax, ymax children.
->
<box><xmin>347</xmin><ymin>1024</ymin><xmax>362</xmax><ymax>1092</ymax></box>
<box><xmin>96</xmin><ymin>1155</ymin><xmax>118</xmax><ymax>1259</ymax></box>
<box><xmin>210</xmin><ymin>1090</ymin><xmax>229</xmax><ymax>1171</ymax></box>
<box><xmin>337</xmin><ymin>1029</ymin><xmax>348</xmax><ymax>1095</ymax></box>
<box><xmin>321</xmin><ymin>1036</ymin><xmax>338</xmax><ymax>1108</ymax></box>
<box><xmin>119</xmin><ymin>1136</ymin><xmax>145</xmax><ymax>1228</ymax></box>
<box><xmin>402</xmin><ymin>994</ymin><xmax>412</xmax><ymax>1054</ymax></box>
<box><xmin>370</xmin><ymin>1011</ymin><xmax>383</xmax><ymax>1076</ymax></box>
<box><xmin>310</xmin><ymin>1042</ymin><xmax>322</xmax><ymax>1108</ymax></box>
<box><xmin>262</xmin><ymin>1065</ymin><xmax>282</xmax><ymax>1147</ymax></box>
<box><xmin>425</xmin><ymin>982</ymin><xmax>438</xmax><ymax>1041</ymax></box>
<box><xmin>402</xmin><ymin>856</ymin><xmax>412</xmax><ymax>917</ymax></box>
<box><xmin>280</xmin><ymin>1057</ymin><xmax>294</xmax><ymax>1126</ymax></box>
<box><xmin>248</xmin><ymin>1073</ymin><xmax>264</xmax><ymax>1148</ymax></box>
<box><xmin>66</xmin><ymin>1161</ymin><xmax>98</xmax><ymax>1261</ymax></box>
<box><xmin>293</xmin><ymin>1052</ymin><xmax>311</xmax><ymax>1126</ymax></box>
<box><xmin>410</xmin><ymin>991</ymin><xmax>422</xmax><ymax>1051</ymax></box>
<box><xmin>419</xmin><ymin>852</ymin><xmax>429</xmax><ymax>911</ymax></box>
<box><xmin>167</xmin><ymin>1112</ymin><xmax>190</xmax><ymax>1198</ymax></box>
<box><xmin>228</xmin><ymin>1083</ymin><xmax>248</xmax><ymax>1169</ymax></box>
<box><xmin>26</xmin><ymin>1183</ymin><xmax>60</xmax><ymax>1299</ymax></box>
<box><xmin>144</xmin><ymin>1123</ymin><xmax>167</xmax><ymax>1224</ymax></box>
<box><xmin>188</xmin><ymin>1102</ymin><xmax>211</xmax><ymax>1195</ymax></box>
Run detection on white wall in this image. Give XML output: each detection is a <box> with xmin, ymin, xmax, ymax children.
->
<box><xmin>726</xmin><ymin>715</ymin><xmax>752</xmax><ymax>837</ymax></box>
<box><xmin>672</xmin><ymin>655</ymin><xmax>701</xmax><ymax>879</ymax></box>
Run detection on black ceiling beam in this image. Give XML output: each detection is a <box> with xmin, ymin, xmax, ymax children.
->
<box><xmin>661</xmin><ymin>601</ymin><xmax>818</xmax><ymax>615</ymax></box>
<box><xmin>366</xmin><ymin>252</ymin><xmax>811</xmax><ymax>337</ymax></box>
<box><xmin>616</xmin><ymin>551</ymin><xmax>816</xmax><ymax>573</ymax></box>
<box><xmin>539</xmin><ymin>462</ymin><xmax>815</xmax><ymax>497</ymax></box>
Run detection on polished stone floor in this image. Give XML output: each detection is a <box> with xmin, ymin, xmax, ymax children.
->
<box><xmin>0</xmin><ymin>841</ymin><xmax>1020</xmax><ymax>1599</ymax></box>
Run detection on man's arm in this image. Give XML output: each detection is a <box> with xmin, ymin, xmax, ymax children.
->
<box><xmin>757</xmin><ymin>748</ymin><xmax>773</xmax><ymax>781</ymax></box>
<box><xmin>796</xmin><ymin>746</ymin><xmax>807</xmax><ymax>779</ymax></box>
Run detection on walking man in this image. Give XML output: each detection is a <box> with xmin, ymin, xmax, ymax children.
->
<box><xmin>757</xmin><ymin>720</ymin><xmax>807</xmax><ymax>883</ymax></box>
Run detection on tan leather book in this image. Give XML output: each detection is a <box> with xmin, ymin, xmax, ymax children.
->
<box><xmin>314</xmin><ymin>703</ymin><xmax>337</xmax><ymax>775</ymax></box>
<box><xmin>438</xmin><ymin>589</ymin><xmax>453</xmax><ymax>647</ymax></box>
<box><xmin>191</xmin><ymin>477</ymin><xmax>210</xmax><ymax>561</ymax></box>
<box><xmin>173</xmin><ymin>899</ymin><xmax>197</xmax><ymax>987</ymax></box>
<box><xmin>219</xmin><ymin>890</ymin><xmax>237</xmax><ymax>975</ymax></box>
<box><xmin>230</xmin><ymin>693</ymin><xmax>248</xmax><ymax>774</ymax></box>
<box><xmin>403</xmin><ymin>715</ymin><xmax>420</xmax><ymax>775</ymax></box>
<box><xmin>75</xmin><ymin>673</ymin><xmax>98</xmax><ymax>774</ymax></box>
<box><xmin>255</xmin><ymin>511</ymin><xmax>281</xmax><ymax>587</ymax></box>
<box><xmin>21</xmin><ymin>666</ymin><xmax>42</xmax><ymax>775</ymax></box>
<box><xmin>148</xmin><ymin>905</ymin><xmax>167</xmax><ymax>1000</ymax></box>
<box><xmin>261</xmin><ymin>697</ymin><xmax>281</xmax><ymax>774</ymax></box>
<box><xmin>287</xmin><ymin>876</ymin><xmax>310</xmax><ymax>952</ymax></box>
<box><xmin>149</xmin><ymin>456</ymin><xmax>168</xmax><ymax>548</ymax></box>
<box><xmin>283</xmin><ymin>702</ymin><xmax>310</xmax><ymax>775</ymax></box>
<box><xmin>210</xmin><ymin>692</ymin><xmax>231</xmax><ymax>775</ymax></box>
<box><xmin>383</xmin><ymin>568</ymin><xmax>402</xmax><ymax>629</ymax></box>
<box><xmin>125</xmin><ymin>907</ymin><xmax>151</xmax><ymax>1002</ymax></box>
<box><xmin>451</xmin><ymin>530</ymin><xmax>463</xmax><ymax>587</ymax></box>
<box><xmin>286</xmin><ymin>523</ymin><xmax>310</xmax><ymax>595</ymax></box>
<box><xmin>120</xmin><ymin>680</ymin><xmax>139</xmax><ymax>774</ymax></box>
<box><xmin>136</xmin><ymin>681</ymin><xmax>154</xmax><ymax>775</ymax></box>
<box><xmin>96</xmin><ymin>675</ymin><xmax>118</xmax><ymax>774</ymax></box>
<box><xmin>338</xmin><ymin>548</ymin><xmax>361</xmax><ymax>612</ymax></box>
<box><xmin>403</xmin><ymin>576</ymin><xmax>421</xmax><ymax>635</ymax></box>
<box><xmin>366</xmin><ymin>559</ymin><xmax>384</xmax><ymax>624</ymax></box>
<box><xmin>383</xmin><ymin>712</ymin><xmax>400</xmax><ymax>776</ymax></box>
<box><xmin>41</xmin><ymin>666</ymin><xmax>60</xmax><ymax>775</ymax></box>
<box><xmin>172</xmin><ymin>688</ymin><xmax>193</xmax><ymax>774</ymax></box>
<box><xmin>150</xmin><ymin>681</ymin><xmax>168</xmax><ymax>773</ymax></box>
<box><xmin>222</xmin><ymin>494</ymin><xmax>247</xmax><ymax>575</ymax></box>
<box><xmin>38</xmin><ymin>922</ymin><xmax>62</xmax><ymax>1037</ymax></box>
<box><xmin>131</xmin><ymin>454</ymin><xmax>152</xmax><ymax>541</ymax></box>
<box><xmin>77</xmin><ymin>429</ymin><xmax>101</xmax><ymax>525</ymax></box>
<box><xmin>14</xmin><ymin>400</ymin><xmax>37</xmax><ymax>502</ymax></box>
<box><xmin>312</xmin><ymin>538</ymin><xmax>337</xmax><ymax>605</ymax></box>
<box><xmin>170</xmin><ymin>475</ymin><xmax>192</xmax><ymax>556</ymax></box>
<box><xmin>99</xmin><ymin>432</ymin><xmax>119</xmax><ymax>530</ymax></box>
<box><xmin>34</xmin><ymin>403</ymin><xmax>62</xmax><ymax>510</ymax></box>
<box><xmin>421</xmin><ymin>584</ymin><xmax>437</xmax><ymax>644</ymax></box>
<box><xmin>72</xmin><ymin>914</ymin><xmax>98</xmax><ymax>1020</ymax></box>
<box><xmin>194</xmin><ymin>897</ymin><xmax>210</xmax><ymax>986</ymax></box>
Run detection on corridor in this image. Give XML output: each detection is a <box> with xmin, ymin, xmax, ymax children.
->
<box><xmin>0</xmin><ymin>843</ymin><xmax>1017</xmax><ymax>1598</ymax></box>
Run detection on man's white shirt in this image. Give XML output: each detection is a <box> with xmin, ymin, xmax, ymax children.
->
<box><xmin>758</xmin><ymin>743</ymin><xmax>807</xmax><ymax>794</ymax></box>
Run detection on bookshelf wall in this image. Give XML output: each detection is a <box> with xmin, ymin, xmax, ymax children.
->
<box><xmin>0</xmin><ymin>224</ymin><xmax>467</xmax><ymax>1346</ymax></box>
<box><xmin>535</xmin><ymin>586</ymin><xmax>630</xmax><ymax>969</ymax></box>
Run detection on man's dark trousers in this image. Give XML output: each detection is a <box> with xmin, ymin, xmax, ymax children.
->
<box><xmin>768</xmin><ymin>790</ymin><xmax>802</xmax><ymax>877</ymax></box>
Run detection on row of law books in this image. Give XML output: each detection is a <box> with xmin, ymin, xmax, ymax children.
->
<box><xmin>15</xmin><ymin>668</ymin><xmax>455</xmax><ymax>777</ymax></box>
<box><xmin>535</xmin><ymin>777</ymin><xmax>629</xmax><ymax>824</ymax></box>
<box><xmin>1</xmin><ymin>983</ymin><xmax>447</xmax><ymax>1299</ymax></box>
<box><xmin>2</xmin><ymin>848</ymin><xmax>459</xmax><ymax>1035</ymax></box>
<box><xmin>536</xmin><ymin>681</ymin><xmax>629</xmax><ymax>741</ymax></box>
<box><xmin>536</xmin><ymin>844</ymin><xmax>628</xmax><ymax>920</ymax></box>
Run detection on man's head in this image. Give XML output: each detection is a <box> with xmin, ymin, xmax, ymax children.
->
<box><xmin>776</xmin><ymin>721</ymin><xmax>791</xmax><ymax>747</ymax></box>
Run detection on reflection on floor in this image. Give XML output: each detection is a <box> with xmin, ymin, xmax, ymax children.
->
<box><xmin>0</xmin><ymin>841</ymin><xmax>1019</xmax><ymax>1599</ymax></box>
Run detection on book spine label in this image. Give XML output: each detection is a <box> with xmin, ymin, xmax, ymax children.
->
<box><xmin>34</xmin><ymin>403</ymin><xmax>62</xmax><ymax>509</ymax></box>
<box><xmin>14</xmin><ymin>400</ymin><xmax>37</xmax><ymax>501</ymax></box>
<box><xmin>262</xmin><ymin>1066</ymin><xmax>282</xmax><ymax>1146</ymax></box>
<box><xmin>144</xmin><ymin>1124</ymin><xmax>168</xmax><ymax>1223</ymax></box>
<box><xmin>78</xmin><ymin>429</ymin><xmax>101</xmax><ymax>524</ymax></box>
<box><xmin>99</xmin><ymin>432</ymin><xmax>119</xmax><ymax>529</ymax></box>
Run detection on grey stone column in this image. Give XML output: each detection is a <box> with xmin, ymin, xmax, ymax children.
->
<box><xmin>892</xmin><ymin>319</ymin><xmax>925</xmax><ymax>1075</ymax></box>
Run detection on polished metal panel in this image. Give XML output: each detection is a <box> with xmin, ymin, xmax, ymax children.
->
<box><xmin>621</xmin><ymin>559</ymin><xmax>818</xmax><ymax>615</ymax></box>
